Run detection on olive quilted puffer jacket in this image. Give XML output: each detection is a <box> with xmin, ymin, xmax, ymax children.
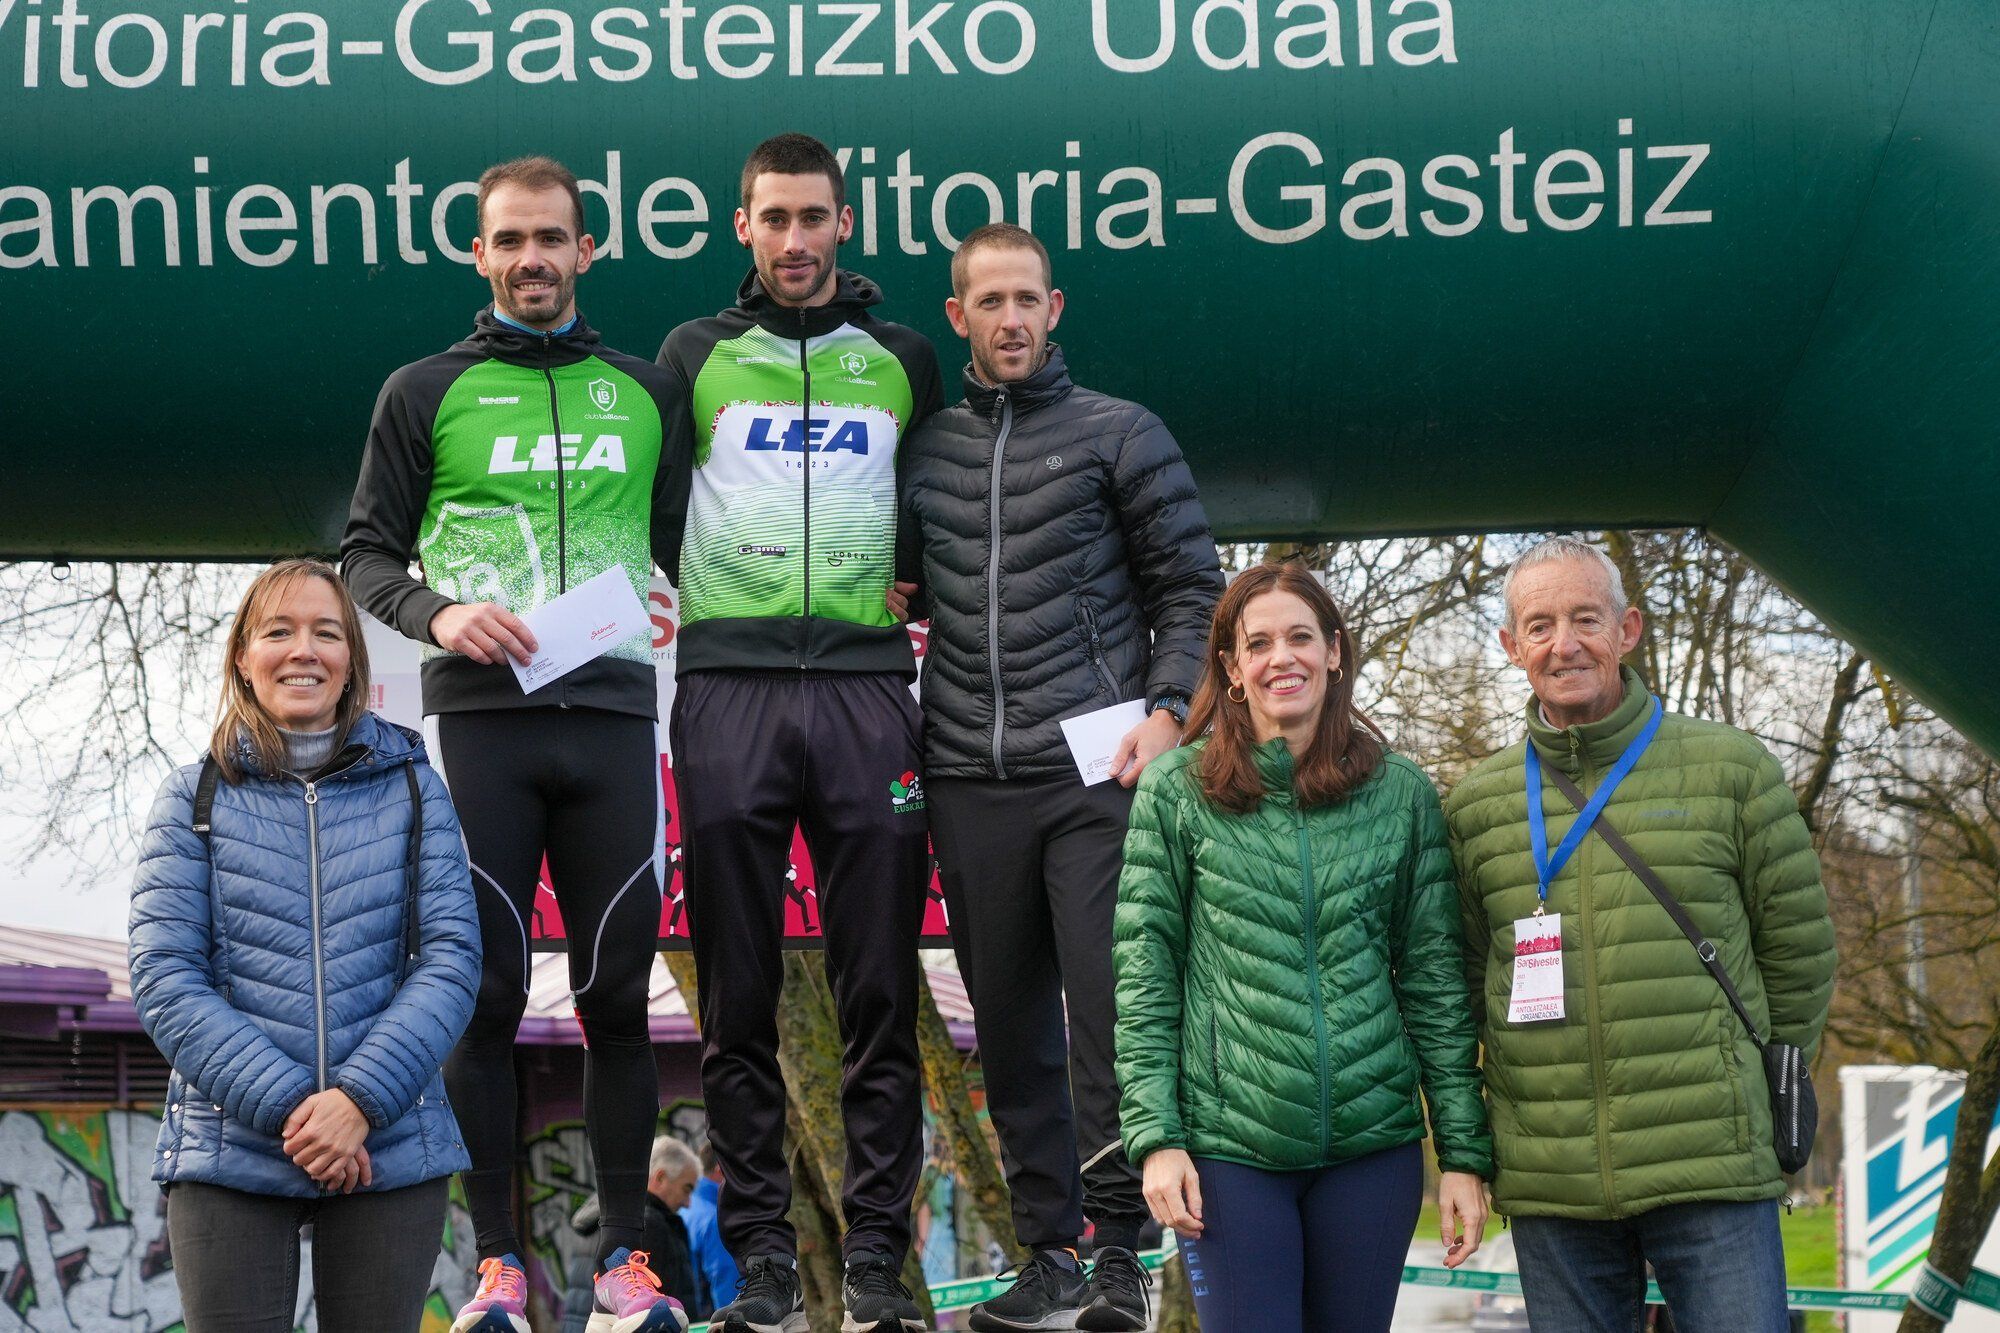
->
<box><xmin>1115</xmin><ymin>740</ymin><xmax>1493</xmax><ymax>1177</ymax></box>
<box><xmin>1444</xmin><ymin>668</ymin><xmax>1836</xmax><ymax>1219</ymax></box>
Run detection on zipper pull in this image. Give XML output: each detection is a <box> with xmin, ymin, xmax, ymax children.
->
<box><xmin>304</xmin><ymin>783</ymin><xmax>318</xmax><ymax>806</ymax></box>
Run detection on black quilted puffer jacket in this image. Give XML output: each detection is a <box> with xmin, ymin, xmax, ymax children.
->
<box><xmin>903</xmin><ymin>346</ymin><xmax>1223</xmax><ymax>779</ymax></box>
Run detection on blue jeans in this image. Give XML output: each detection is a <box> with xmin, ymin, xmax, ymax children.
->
<box><xmin>1511</xmin><ymin>1198</ymin><xmax>1788</xmax><ymax>1333</ymax></box>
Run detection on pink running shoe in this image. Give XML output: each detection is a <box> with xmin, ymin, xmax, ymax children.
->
<box><xmin>587</xmin><ymin>1248</ymin><xmax>690</xmax><ymax>1333</ymax></box>
<box><xmin>451</xmin><ymin>1255</ymin><xmax>530</xmax><ymax>1333</ymax></box>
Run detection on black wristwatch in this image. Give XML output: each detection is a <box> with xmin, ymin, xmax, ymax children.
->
<box><xmin>1149</xmin><ymin>693</ymin><xmax>1190</xmax><ymax>726</ymax></box>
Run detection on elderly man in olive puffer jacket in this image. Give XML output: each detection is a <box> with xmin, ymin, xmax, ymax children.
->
<box><xmin>1445</xmin><ymin>536</ymin><xmax>1836</xmax><ymax>1333</ymax></box>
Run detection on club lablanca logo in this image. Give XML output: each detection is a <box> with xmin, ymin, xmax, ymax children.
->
<box><xmin>838</xmin><ymin>351</ymin><xmax>869</xmax><ymax>377</ymax></box>
<box><xmin>889</xmin><ymin>770</ymin><xmax>925</xmax><ymax>813</ymax></box>
<box><xmin>588</xmin><ymin>378</ymin><xmax>618</xmax><ymax>413</ymax></box>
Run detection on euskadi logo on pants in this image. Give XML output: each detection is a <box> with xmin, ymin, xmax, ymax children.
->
<box><xmin>889</xmin><ymin>771</ymin><xmax>925</xmax><ymax>814</ymax></box>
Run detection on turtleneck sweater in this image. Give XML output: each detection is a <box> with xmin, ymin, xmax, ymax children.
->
<box><xmin>281</xmin><ymin>724</ymin><xmax>340</xmax><ymax>776</ymax></box>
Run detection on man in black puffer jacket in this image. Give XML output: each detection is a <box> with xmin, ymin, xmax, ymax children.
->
<box><xmin>897</xmin><ymin>224</ymin><xmax>1222</xmax><ymax>1333</ymax></box>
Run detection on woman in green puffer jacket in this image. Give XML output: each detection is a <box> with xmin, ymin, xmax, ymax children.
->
<box><xmin>1113</xmin><ymin>561</ymin><xmax>1494</xmax><ymax>1333</ymax></box>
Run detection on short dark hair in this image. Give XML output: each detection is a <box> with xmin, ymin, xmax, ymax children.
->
<box><xmin>477</xmin><ymin>155</ymin><xmax>585</xmax><ymax>237</ymax></box>
<box><xmin>951</xmin><ymin>222</ymin><xmax>1053</xmax><ymax>298</ymax></box>
<box><xmin>740</xmin><ymin>133</ymin><xmax>845</xmax><ymax>212</ymax></box>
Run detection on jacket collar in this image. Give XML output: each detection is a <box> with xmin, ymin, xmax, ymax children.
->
<box><xmin>1524</xmin><ymin>664</ymin><xmax>1656</xmax><ymax>773</ymax></box>
<box><xmin>465</xmin><ymin>304</ymin><xmax>604</xmax><ymax>369</ymax></box>
<box><xmin>732</xmin><ymin>266</ymin><xmax>883</xmax><ymax>339</ymax></box>
<box><xmin>962</xmin><ymin>343</ymin><xmax>1075</xmax><ymax>419</ymax></box>
<box><xmin>1250</xmin><ymin>735</ymin><xmax>1300</xmax><ymax>805</ymax></box>
<box><xmin>232</xmin><ymin>712</ymin><xmax>424</xmax><ymax>782</ymax></box>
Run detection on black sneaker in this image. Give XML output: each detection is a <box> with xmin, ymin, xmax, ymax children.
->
<box><xmin>1076</xmin><ymin>1246</ymin><xmax>1152</xmax><ymax>1331</ymax></box>
<box><xmin>842</xmin><ymin>1254</ymin><xmax>928</xmax><ymax>1332</ymax></box>
<box><xmin>713</xmin><ymin>1255</ymin><xmax>807</xmax><ymax>1333</ymax></box>
<box><xmin>968</xmin><ymin>1249</ymin><xmax>1090</xmax><ymax>1331</ymax></box>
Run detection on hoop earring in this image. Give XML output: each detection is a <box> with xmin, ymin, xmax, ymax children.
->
<box><xmin>1227</xmin><ymin>683</ymin><xmax>1246</xmax><ymax>703</ymax></box>
<box><xmin>1331</xmin><ymin>667</ymin><xmax>1344</xmax><ymax>685</ymax></box>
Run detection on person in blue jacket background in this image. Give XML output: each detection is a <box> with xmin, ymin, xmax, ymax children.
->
<box><xmin>682</xmin><ymin>1139</ymin><xmax>741</xmax><ymax>1314</ymax></box>
<box><xmin>130</xmin><ymin>558</ymin><xmax>481</xmax><ymax>1332</ymax></box>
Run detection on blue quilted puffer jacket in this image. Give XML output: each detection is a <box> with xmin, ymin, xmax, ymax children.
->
<box><xmin>130</xmin><ymin>711</ymin><xmax>480</xmax><ymax>1197</ymax></box>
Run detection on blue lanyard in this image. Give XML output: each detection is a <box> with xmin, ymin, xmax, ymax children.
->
<box><xmin>1526</xmin><ymin>696</ymin><xmax>1663</xmax><ymax>907</ymax></box>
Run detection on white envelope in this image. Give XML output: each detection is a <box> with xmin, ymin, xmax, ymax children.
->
<box><xmin>508</xmin><ymin>565</ymin><xmax>652</xmax><ymax>695</ymax></box>
<box><xmin>1060</xmin><ymin>699</ymin><xmax>1149</xmax><ymax>786</ymax></box>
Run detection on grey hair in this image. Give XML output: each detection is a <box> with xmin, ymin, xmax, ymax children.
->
<box><xmin>650</xmin><ymin>1134</ymin><xmax>700</xmax><ymax>1179</ymax></box>
<box><xmin>1502</xmin><ymin>537</ymin><xmax>1628</xmax><ymax>629</ymax></box>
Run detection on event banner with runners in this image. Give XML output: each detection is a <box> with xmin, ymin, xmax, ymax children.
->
<box><xmin>362</xmin><ymin>579</ymin><xmax>952</xmax><ymax>949</ymax></box>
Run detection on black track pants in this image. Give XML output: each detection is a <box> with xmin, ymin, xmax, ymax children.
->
<box><xmin>671</xmin><ymin>671</ymin><xmax>927</xmax><ymax>1265</ymax></box>
<box><xmin>431</xmin><ymin>706</ymin><xmax>664</xmax><ymax>1265</ymax></box>
<box><xmin>928</xmin><ymin>774</ymin><xmax>1149</xmax><ymax>1253</ymax></box>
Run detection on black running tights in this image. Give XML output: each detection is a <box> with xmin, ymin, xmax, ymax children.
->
<box><xmin>432</xmin><ymin>706</ymin><xmax>663</xmax><ymax>1267</ymax></box>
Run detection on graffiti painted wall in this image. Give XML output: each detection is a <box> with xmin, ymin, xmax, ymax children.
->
<box><xmin>0</xmin><ymin>1104</ymin><xmax>708</xmax><ymax>1333</ymax></box>
<box><xmin>0</xmin><ymin>1110</ymin><xmax>178</xmax><ymax>1332</ymax></box>
<box><xmin>1</xmin><ymin>1094</ymin><xmax>999</xmax><ymax>1331</ymax></box>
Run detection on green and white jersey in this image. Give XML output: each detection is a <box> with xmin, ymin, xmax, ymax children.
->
<box><xmin>419</xmin><ymin>355</ymin><xmax>660</xmax><ymax>653</ymax></box>
<box><xmin>343</xmin><ymin>309</ymin><xmax>692</xmax><ymax>717</ymax></box>
<box><xmin>658</xmin><ymin>270</ymin><xmax>943</xmax><ymax>676</ymax></box>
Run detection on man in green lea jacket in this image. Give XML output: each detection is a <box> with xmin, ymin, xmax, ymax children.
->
<box><xmin>1445</xmin><ymin>537</ymin><xmax>1836</xmax><ymax>1332</ymax></box>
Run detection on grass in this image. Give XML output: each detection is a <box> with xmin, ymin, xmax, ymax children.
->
<box><xmin>1412</xmin><ymin>1203</ymin><xmax>1841</xmax><ymax>1330</ymax></box>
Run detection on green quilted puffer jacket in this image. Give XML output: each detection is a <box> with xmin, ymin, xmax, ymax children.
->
<box><xmin>1115</xmin><ymin>739</ymin><xmax>1493</xmax><ymax>1178</ymax></box>
<box><xmin>1443</xmin><ymin>667</ymin><xmax>1837</xmax><ymax>1219</ymax></box>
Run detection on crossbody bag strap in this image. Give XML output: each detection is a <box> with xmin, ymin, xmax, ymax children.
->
<box><xmin>192</xmin><ymin>755</ymin><xmax>222</xmax><ymax>838</ymax></box>
<box><xmin>190</xmin><ymin>755</ymin><xmax>234</xmax><ymax>998</ymax></box>
<box><xmin>402</xmin><ymin>761</ymin><xmax>423</xmax><ymax>972</ymax></box>
<box><xmin>1543</xmin><ymin>765</ymin><xmax>1767</xmax><ymax>1047</ymax></box>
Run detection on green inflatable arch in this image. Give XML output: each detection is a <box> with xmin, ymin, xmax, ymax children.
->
<box><xmin>5</xmin><ymin>2</ymin><xmax>1996</xmax><ymax>749</ymax></box>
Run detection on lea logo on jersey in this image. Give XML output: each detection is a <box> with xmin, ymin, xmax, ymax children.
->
<box><xmin>488</xmin><ymin>435</ymin><xmax>627</xmax><ymax>474</ymax></box>
<box><xmin>744</xmin><ymin>416</ymin><xmax>870</xmax><ymax>455</ymax></box>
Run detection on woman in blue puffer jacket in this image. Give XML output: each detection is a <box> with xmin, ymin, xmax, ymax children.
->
<box><xmin>130</xmin><ymin>559</ymin><xmax>481</xmax><ymax>1332</ymax></box>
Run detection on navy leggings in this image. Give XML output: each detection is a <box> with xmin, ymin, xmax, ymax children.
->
<box><xmin>1177</xmin><ymin>1142</ymin><xmax>1422</xmax><ymax>1333</ymax></box>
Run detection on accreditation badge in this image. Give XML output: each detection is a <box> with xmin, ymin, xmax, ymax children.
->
<box><xmin>1507</xmin><ymin>913</ymin><xmax>1566</xmax><ymax>1023</ymax></box>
